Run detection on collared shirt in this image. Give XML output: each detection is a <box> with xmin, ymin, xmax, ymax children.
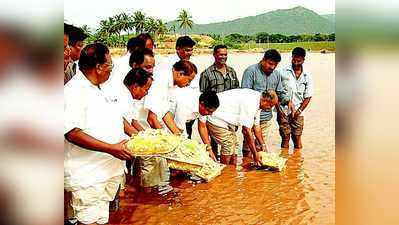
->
<box><xmin>143</xmin><ymin>64</ymin><xmax>175</xmax><ymax>120</ymax></box>
<box><xmin>241</xmin><ymin>63</ymin><xmax>289</xmax><ymax>122</ymax></box>
<box><xmin>206</xmin><ymin>88</ymin><xmax>261</xmax><ymax>129</ymax></box>
<box><xmin>64</xmin><ymin>61</ymin><xmax>76</xmax><ymax>85</ymax></box>
<box><xmin>102</xmin><ymin>53</ymin><xmax>131</xmax><ymax>97</ymax></box>
<box><xmin>64</xmin><ymin>71</ymin><xmax>126</xmax><ymax>188</ymax></box>
<box><xmin>199</xmin><ymin>63</ymin><xmax>239</xmax><ymax>93</ymax></box>
<box><xmin>145</xmin><ymin>53</ymin><xmax>201</xmax><ymax>120</ymax></box>
<box><xmin>173</xmin><ymin>89</ymin><xmax>207</xmax><ymax>131</ymax></box>
<box><xmin>157</xmin><ymin>54</ymin><xmax>200</xmax><ymax>90</ymax></box>
<box><xmin>280</xmin><ymin>66</ymin><xmax>313</xmax><ymax>115</ymax></box>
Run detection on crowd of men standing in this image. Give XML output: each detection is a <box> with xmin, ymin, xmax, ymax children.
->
<box><xmin>64</xmin><ymin>23</ymin><xmax>313</xmax><ymax>225</ymax></box>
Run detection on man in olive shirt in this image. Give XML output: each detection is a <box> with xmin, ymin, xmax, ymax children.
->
<box><xmin>199</xmin><ymin>44</ymin><xmax>239</xmax><ymax>161</ymax></box>
<box><xmin>200</xmin><ymin>45</ymin><xmax>239</xmax><ymax>92</ymax></box>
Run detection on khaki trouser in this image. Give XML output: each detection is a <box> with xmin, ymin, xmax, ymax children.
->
<box><xmin>242</xmin><ymin>120</ymin><xmax>272</xmax><ymax>154</ymax></box>
<box><xmin>139</xmin><ymin>156</ymin><xmax>170</xmax><ymax>188</ymax></box>
<box><xmin>66</xmin><ymin>175</ymin><xmax>122</xmax><ymax>225</ymax></box>
<box><xmin>207</xmin><ymin>122</ymin><xmax>239</xmax><ymax>156</ymax></box>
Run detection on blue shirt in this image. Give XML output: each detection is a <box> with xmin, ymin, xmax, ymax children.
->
<box><xmin>280</xmin><ymin>66</ymin><xmax>313</xmax><ymax>115</ymax></box>
<box><xmin>241</xmin><ymin>63</ymin><xmax>289</xmax><ymax>122</ymax></box>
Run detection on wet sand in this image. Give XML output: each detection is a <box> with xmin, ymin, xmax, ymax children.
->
<box><xmin>109</xmin><ymin>53</ymin><xmax>335</xmax><ymax>224</ymax></box>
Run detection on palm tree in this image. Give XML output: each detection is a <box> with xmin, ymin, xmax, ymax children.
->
<box><xmin>177</xmin><ymin>9</ymin><xmax>193</xmax><ymax>35</ymax></box>
<box><xmin>118</xmin><ymin>12</ymin><xmax>131</xmax><ymax>35</ymax></box>
<box><xmin>155</xmin><ymin>19</ymin><xmax>168</xmax><ymax>39</ymax></box>
<box><xmin>144</xmin><ymin>17</ymin><xmax>157</xmax><ymax>35</ymax></box>
<box><xmin>106</xmin><ymin>16</ymin><xmax>118</xmax><ymax>36</ymax></box>
<box><xmin>115</xmin><ymin>12</ymin><xmax>132</xmax><ymax>41</ymax></box>
<box><xmin>98</xmin><ymin>19</ymin><xmax>112</xmax><ymax>37</ymax></box>
<box><xmin>133</xmin><ymin>11</ymin><xmax>146</xmax><ymax>34</ymax></box>
<box><xmin>113</xmin><ymin>14</ymin><xmax>123</xmax><ymax>37</ymax></box>
<box><xmin>169</xmin><ymin>24</ymin><xmax>177</xmax><ymax>37</ymax></box>
<box><xmin>80</xmin><ymin>24</ymin><xmax>91</xmax><ymax>36</ymax></box>
<box><xmin>125</xmin><ymin>13</ymin><xmax>135</xmax><ymax>36</ymax></box>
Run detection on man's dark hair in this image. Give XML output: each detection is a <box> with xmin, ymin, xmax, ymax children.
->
<box><xmin>199</xmin><ymin>91</ymin><xmax>220</xmax><ymax>109</ymax></box>
<box><xmin>213</xmin><ymin>44</ymin><xmax>227</xmax><ymax>54</ymax></box>
<box><xmin>127</xmin><ymin>37</ymin><xmax>145</xmax><ymax>52</ymax></box>
<box><xmin>136</xmin><ymin>33</ymin><xmax>154</xmax><ymax>46</ymax></box>
<box><xmin>263</xmin><ymin>49</ymin><xmax>281</xmax><ymax>62</ymax></box>
<box><xmin>292</xmin><ymin>47</ymin><xmax>306</xmax><ymax>58</ymax></box>
<box><xmin>68</xmin><ymin>25</ymin><xmax>88</xmax><ymax>46</ymax></box>
<box><xmin>129</xmin><ymin>48</ymin><xmax>154</xmax><ymax>67</ymax></box>
<box><xmin>123</xmin><ymin>68</ymin><xmax>153</xmax><ymax>87</ymax></box>
<box><xmin>172</xmin><ymin>60</ymin><xmax>197</xmax><ymax>76</ymax></box>
<box><xmin>176</xmin><ymin>36</ymin><xmax>196</xmax><ymax>49</ymax></box>
<box><xmin>64</xmin><ymin>23</ymin><xmax>72</xmax><ymax>35</ymax></box>
<box><xmin>78</xmin><ymin>42</ymin><xmax>109</xmax><ymax>71</ymax></box>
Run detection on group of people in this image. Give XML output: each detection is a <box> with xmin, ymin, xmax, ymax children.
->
<box><xmin>64</xmin><ymin>23</ymin><xmax>313</xmax><ymax>225</ymax></box>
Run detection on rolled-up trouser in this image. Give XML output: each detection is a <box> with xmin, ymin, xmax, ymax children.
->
<box><xmin>277</xmin><ymin>113</ymin><xmax>304</xmax><ymax>136</ymax></box>
<box><xmin>242</xmin><ymin>120</ymin><xmax>272</xmax><ymax>155</ymax></box>
<box><xmin>139</xmin><ymin>156</ymin><xmax>170</xmax><ymax>188</ymax></box>
<box><xmin>66</xmin><ymin>175</ymin><xmax>122</xmax><ymax>225</ymax></box>
<box><xmin>206</xmin><ymin>122</ymin><xmax>238</xmax><ymax>156</ymax></box>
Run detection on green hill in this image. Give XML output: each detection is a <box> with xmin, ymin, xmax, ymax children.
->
<box><xmin>168</xmin><ymin>6</ymin><xmax>334</xmax><ymax>35</ymax></box>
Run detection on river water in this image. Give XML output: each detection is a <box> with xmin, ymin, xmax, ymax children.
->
<box><xmin>109</xmin><ymin>52</ymin><xmax>335</xmax><ymax>225</ymax></box>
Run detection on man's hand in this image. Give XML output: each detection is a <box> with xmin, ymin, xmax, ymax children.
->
<box><xmin>108</xmin><ymin>140</ymin><xmax>133</xmax><ymax>160</ymax></box>
<box><xmin>292</xmin><ymin>108</ymin><xmax>302</xmax><ymax>120</ymax></box>
<box><xmin>206</xmin><ymin>144</ymin><xmax>217</xmax><ymax>161</ymax></box>
<box><xmin>261</xmin><ymin>143</ymin><xmax>270</xmax><ymax>153</ymax></box>
<box><xmin>288</xmin><ymin>101</ymin><xmax>295</xmax><ymax>115</ymax></box>
<box><xmin>253</xmin><ymin>151</ymin><xmax>262</xmax><ymax>166</ymax></box>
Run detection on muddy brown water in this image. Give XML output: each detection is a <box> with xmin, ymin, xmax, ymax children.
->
<box><xmin>108</xmin><ymin>52</ymin><xmax>335</xmax><ymax>225</ymax></box>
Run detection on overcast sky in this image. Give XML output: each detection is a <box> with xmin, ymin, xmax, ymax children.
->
<box><xmin>64</xmin><ymin>0</ymin><xmax>335</xmax><ymax>28</ymax></box>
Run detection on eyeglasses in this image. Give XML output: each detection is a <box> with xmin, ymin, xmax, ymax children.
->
<box><xmin>100</xmin><ymin>62</ymin><xmax>114</xmax><ymax>70</ymax></box>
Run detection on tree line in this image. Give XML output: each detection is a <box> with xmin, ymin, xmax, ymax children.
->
<box><xmin>209</xmin><ymin>33</ymin><xmax>335</xmax><ymax>48</ymax></box>
<box><xmin>79</xmin><ymin>9</ymin><xmax>334</xmax><ymax>48</ymax></box>
<box><xmin>83</xmin><ymin>10</ymin><xmax>193</xmax><ymax>47</ymax></box>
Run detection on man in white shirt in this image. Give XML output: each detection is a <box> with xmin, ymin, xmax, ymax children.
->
<box><xmin>122</xmin><ymin>68</ymin><xmax>173</xmax><ymax>193</ymax></box>
<box><xmin>143</xmin><ymin>59</ymin><xmax>198</xmax><ymax>184</ymax></box>
<box><xmin>155</xmin><ymin>36</ymin><xmax>199</xmax><ymax>137</ymax></box>
<box><xmin>126</xmin><ymin>48</ymin><xmax>156</xmax><ymax>132</ymax></box>
<box><xmin>204</xmin><ymin>89</ymin><xmax>279</xmax><ymax>165</ymax></box>
<box><xmin>156</xmin><ymin>36</ymin><xmax>197</xmax><ymax>88</ymax></box>
<box><xmin>102</xmin><ymin>37</ymin><xmax>146</xmax><ymax>97</ymax></box>
<box><xmin>278</xmin><ymin>47</ymin><xmax>313</xmax><ymax>149</ymax></box>
<box><xmin>172</xmin><ymin>90</ymin><xmax>220</xmax><ymax>160</ymax></box>
<box><xmin>144</xmin><ymin>60</ymin><xmax>197</xmax><ymax>134</ymax></box>
<box><xmin>122</xmin><ymin>68</ymin><xmax>153</xmax><ymax>135</ymax></box>
<box><xmin>64</xmin><ymin>43</ymin><xmax>135</xmax><ymax>225</ymax></box>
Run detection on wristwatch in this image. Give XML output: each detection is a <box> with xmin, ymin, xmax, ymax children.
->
<box><xmin>261</xmin><ymin>144</ymin><xmax>267</xmax><ymax>151</ymax></box>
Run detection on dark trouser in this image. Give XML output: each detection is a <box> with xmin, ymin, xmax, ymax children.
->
<box><xmin>185</xmin><ymin>119</ymin><xmax>195</xmax><ymax>139</ymax></box>
<box><xmin>211</xmin><ymin>137</ymin><xmax>219</xmax><ymax>161</ymax></box>
<box><xmin>126</xmin><ymin>160</ymin><xmax>132</xmax><ymax>174</ymax></box>
<box><xmin>277</xmin><ymin>114</ymin><xmax>304</xmax><ymax>137</ymax></box>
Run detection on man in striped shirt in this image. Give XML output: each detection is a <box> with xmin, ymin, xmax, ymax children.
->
<box><xmin>199</xmin><ymin>45</ymin><xmax>239</xmax><ymax>93</ymax></box>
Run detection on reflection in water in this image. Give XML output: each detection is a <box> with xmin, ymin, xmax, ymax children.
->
<box><xmin>109</xmin><ymin>150</ymin><xmax>316</xmax><ymax>225</ymax></box>
<box><xmin>106</xmin><ymin>53</ymin><xmax>335</xmax><ymax>225</ymax></box>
